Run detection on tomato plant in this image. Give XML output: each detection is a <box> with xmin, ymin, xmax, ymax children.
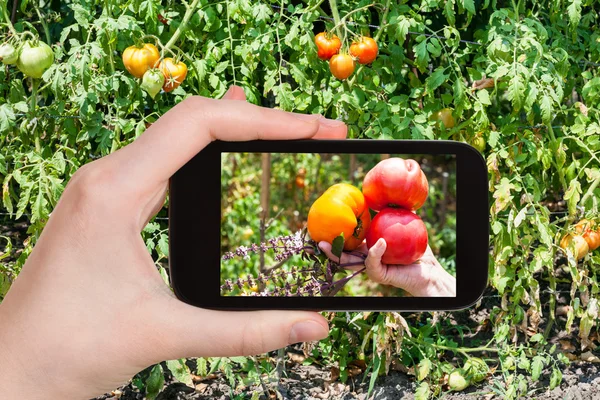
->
<box><xmin>362</xmin><ymin>158</ymin><xmax>429</xmax><ymax>212</ymax></box>
<box><xmin>366</xmin><ymin>207</ymin><xmax>428</xmax><ymax>265</ymax></box>
<box><xmin>307</xmin><ymin>183</ymin><xmax>370</xmax><ymax>251</ymax></box>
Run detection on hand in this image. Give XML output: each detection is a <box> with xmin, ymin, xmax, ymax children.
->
<box><xmin>0</xmin><ymin>86</ymin><xmax>347</xmax><ymax>399</ymax></box>
<box><xmin>319</xmin><ymin>239</ymin><xmax>456</xmax><ymax>297</ymax></box>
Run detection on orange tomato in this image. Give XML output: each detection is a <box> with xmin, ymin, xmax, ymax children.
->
<box><xmin>349</xmin><ymin>37</ymin><xmax>378</xmax><ymax>64</ymax></box>
<box><xmin>295</xmin><ymin>176</ymin><xmax>305</xmax><ymax>189</ymax></box>
<box><xmin>329</xmin><ymin>54</ymin><xmax>355</xmax><ymax>80</ymax></box>
<box><xmin>122</xmin><ymin>43</ymin><xmax>160</xmax><ymax>78</ymax></box>
<box><xmin>560</xmin><ymin>233</ymin><xmax>589</xmax><ymax>260</ymax></box>
<box><xmin>159</xmin><ymin>57</ymin><xmax>188</xmax><ymax>92</ymax></box>
<box><xmin>575</xmin><ymin>219</ymin><xmax>600</xmax><ymax>251</ymax></box>
<box><xmin>314</xmin><ymin>32</ymin><xmax>341</xmax><ymax>60</ymax></box>
<box><xmin>307</xmin><ymin>183</ymin><xmax>371</xmax><ymax>251</ymax></box>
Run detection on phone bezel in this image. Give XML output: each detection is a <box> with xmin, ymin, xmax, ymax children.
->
<box><xmin>169</xmin><ymin>139</ymin><xmax>489</xmax><ymax>311</ymax></box>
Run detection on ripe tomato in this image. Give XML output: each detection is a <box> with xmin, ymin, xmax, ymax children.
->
<box><xmin>122</xmin><ymin>43</ymin><xmax>160</xmax><ymax>78</ymax></box>
<box><xmin>159</xmin><ymin>57</ymin><xmax>188</xmax><ymax>92</ymax></box>
<box><xmin>307</xmin><ymin>183</ymin><xmax>371</xmax><ymax>251</ymax></box>
<box><xmin>560</xmin><ymin>233</ymin><xmax>589</xmax><ymax>260</ymax></box>
<box><xmin>430</xmin><ymin>108</ymin><xmax>456</xmax><ymax>129</ymax></box>
<box><xmin>314</xmin><ymin>32</ymin><xmax>341</xmax><ymax>60</ymax></box>
<box><xmin>350</xmin><ymin>37</ymin><xmax>378</xmax><ymax>64</ymax></box>
<box><xmin>575</xmin><ymin>220</ymin><xmax>600</xmax><ymax>251</ymax></box>
<box><xmin>295</xmin><ymin>176</ymin><xmax>305</xmax><ymax>189</ymax></box>
<box><xmin>329</xmin><ymin>54</ymin><xmax>355</xmax><ymax>80</ymax></box>
<box><xmin>16</xmin><ymin>40</ymin><xmax>54</xmax><ymax>79</ymax></box>
<box><xmin>362</xmin><ymin>157</ymin><xmax>429</xmax><ymax>212</ymax></box>
<box><xmin>366</xmin><ymin>208</ymin><xmax>428</xmax><ymax>265</ymax></box>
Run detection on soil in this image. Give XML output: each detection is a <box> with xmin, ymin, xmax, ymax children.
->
<box><xmin>94</xmin><ymin>357</ymin><xmax>600</xmax><ymax>400</ymax></box>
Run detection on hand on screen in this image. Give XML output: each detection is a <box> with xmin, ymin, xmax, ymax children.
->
<box><xmin>319</xmin><ymin>239</ymin><xmax>456</xmax><ymax>297</ymax></box>
<box><xmin>0</xmin><ymin>86</ymin><xmax>347</xmax><ymax>399</ymax></box>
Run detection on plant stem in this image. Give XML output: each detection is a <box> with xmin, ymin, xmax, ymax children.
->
<box><xmin>2</xmin><ymin>1</ymin><xmax>17</xmax><ymax>36</ymax></box>
<box><xmin>33</xmin><ymin>6</ymin><xmax>51</xmax><ymax>44</ymax></box>
<box><xmin>581</xmin><ymin>174</ymin><xmax>600</xmax><ymax>206</ymax></box>
<box><xmin>30</xmin><ymin>79</ymin><xmax>41</xmax><ymax>152</ymax></box>
<box><xmin>163</xmin><ymin>0</ymin><xmax>201</xmax><ymax>51</ymax></box>
<box><xmin>328</xmin><ymin>0</ymin><xmax>344</xmax><ymax>43</ymax></box>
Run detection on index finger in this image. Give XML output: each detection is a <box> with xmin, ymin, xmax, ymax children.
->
<box><xmin>109</xmin><ymin>94</ymin><xmax>347</xmax><ymax>189</ymax></box>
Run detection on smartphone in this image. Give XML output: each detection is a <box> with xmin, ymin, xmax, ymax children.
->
<box><xmin>169</xmin><ymin>139</ymin><xmax>489</xmax><ymax>311</ymax></box>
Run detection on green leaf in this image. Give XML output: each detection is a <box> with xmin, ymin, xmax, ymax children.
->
<box><xmin>540</xmin><ymin>94</ymin><xmax>553</xmax><ymax>123</ymax></box>
<box><xmin>425</xmin><ymin>67</ymin><xmax>449</xmax><ymax>96</ymax></box>
<box><xmin>508</xmin><ymin>74</ymin><xmax>525</xmax><ymax>111</ymax></box>
<box><xmin>529</xmin><ymin>333</ymin><xmax>544</xmax><ymax>343</ymax></box>
<box><xmin>331</xmin><ymin>234</ymin><xmax>344</xmax><ymax>259</ymax></box>
<box><xmin>460</xmin><ymin>0</ymin><xmax>476</xmax><ymax>14</ymax></box>
<box><xmin>146</xmin><ymin>364</ymin><xmax>164</xmax><ymax>400</ymax></box>
<box><xmin>166</xmin><ymin>359</ymin><xmax>193</xmax><ymax>386</ymax></box>
<box><xmin>0</xmin><ymin>104</ymin><xmax>16</xmax><ymax>133</ymax></box>
<box><xmin>415</xmin><ymin>381</ymin><xmax>430</xmax><ymax>400</ymax></box>
<box><xmin>417</xmin><ymin>358</ymin><xmax>432</xmax><ymax>381</ymax></box>
<box><xmin>564</xmin><ymin>179</ymin><xmax>581</xmax><ymax>217</ymax></box>
<box><xmin>414</xmin><ymin>39</ymin><xmax>430</xmax><ymax>73</ymax></box>
<box><xmin>531</xmin><ymin>356</ymin><xmax>544</xmax><ymax>381</ymax></box>
<box><xmin>196</xmin><ymin>358</ymin><xmax>208</xmax><ymax>377</ymax></box>
<box><xmin>157</xmin><ymin>234</ymin><xmax>169</xmax><ymax>257</ymax></box>
<box><xmin>567</xmin><ymin>0</ymin><xmax>582</xmax><ymax>29</ymax></box>
<box><xmin>477</xmin><ymin>89</ymin><xmax>491</xmax><ymax>105</ymax></box>
<box><xmin>444</xmin><ymin>0</ymin><xmax>456</xmax><ymax>26</ymax></box>
<box><xmin>550</xmin><ymin>367</ymin><xmax>562</xmax><ymax>389</ymax></box>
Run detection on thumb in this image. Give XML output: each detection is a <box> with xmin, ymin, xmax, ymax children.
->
<box><xmin>365</xmin><ymin>238</ymin><xmax>388</xmax><ymax>283</ymax></box>
<box><xmin>153</xmin><ymin>299</ymin><xmax>329</xmax><ymax>360</ymax></box>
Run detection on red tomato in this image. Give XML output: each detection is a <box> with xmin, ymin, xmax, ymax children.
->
<box><xmin>329</xmin><ymin>54</ymin><xmax>355</xmax><ymax>80</ymax></box>
<box><xmin>314</xmin><ymin>32</ymin><xmax>341</xmax><ymax>60</ymax></box>
<box><xmin>366</xmin><ymin>208</ymin><xmax>428</xmax><ymax>265</ymax></box>
<box><xmin>362</xmin><ymin>158</ymin><xmax>429</xmax><ymax>212</ymax></box>
<box><xmin>349</xmin><ymin>37</ymin><xmax>378</xmax><ymax>64</ymax></box>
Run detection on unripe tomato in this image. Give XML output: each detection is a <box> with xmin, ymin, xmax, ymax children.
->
<box><xmin>366</xmin><ymin>208</ymin><xmax>428</xmax><ymax>265</ymax></box>
<box><xmin>16</xmin><ymin>40</ymin><xmax>54</xmax><ymax>79</ymax></box>
<box><xmin>314</xmin><ymin>32</ymin><xmax>341</xmax><ymax>60</ymax></box>
<box><xmin>242</xmin><ymin>228</ymin><xmax>254</xmax><ymax>240</ymax></box>
<box><xmin>448</xmin><ymin>370</ymin><xmax>470</xmax><ymax>391</ymax></box>
<box><xmin>329</xmin><ymin>54</ymin><xmax>355</xmax><ymax>80</ymax></box>
<box><xmin>0</xmin><ymin>42</ymin><xmax>18</xmax><ymax>65</ymax></box>
<box><xmin>349</xmin><ymin>37</ymin><xmax>378</xmax><ymax>64</ymax></box>
<box><xmin>122</xmin><ymin>43</ymin><xmax>160</xmax><ymax>78</ymax></box>
<box><xmin>140</xmin><ymin>68</ymin><xmax>165</xmax><ymax>99</ymax></box>
<box><xmin>560</xmin><ymin>233</ymin><xmax>589</xmax><ymax>260</ymax></box>
<box><xmin>463</xmin><ymin>358</ymin><xmax>488</xmax><ymax>383</ymax></box>
<box><xmin>307</xmin><ymin>183</ymin><xmax>371</xmax><ymax>251</ymax></box>
<box><xmin>575</xmin><ymin>219</ymin><xmax>600</xmax><ymax>251</ymax></box>
<box><xmin>159</xmin><ymin>57</ymin><xmax>188</xmax><ymax>92</ymax></box>
<box><xmin>470</xmin><ymin>134</ymin><xmax>486</xmax><ymax>152</ymax></box>
<box><xmin>430</xmin><ymin>108</ymin><xmax>456</xmax><ymax>129</ymax></box>
<box><xmin>362</xmin><ymin>157</ymin><xmax>429</xmax><ymax>212</ymax></box>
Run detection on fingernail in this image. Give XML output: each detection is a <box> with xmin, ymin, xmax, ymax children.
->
<box><xmin>289</xmin><ymin>320</ymin><xmax>328</xmax><ymax>344</ymax></box>
<box><xmin>318</xmin><ymin>116</ymin><xmax>346</xmax><ymax>127</ymax></box>
<box><xmin>292</xmin><ymin>113</ymin><xmax>322</xmax><ymax>121</ymax></box>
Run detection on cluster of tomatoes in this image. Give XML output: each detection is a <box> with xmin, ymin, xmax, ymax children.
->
<box><xmin>560</xmin><ymin>219</ymin><xmax>600</xmax><ymax>260</ymax></box>
<box><xmin>121</xmin><ymin>43</ymin><xmax>187</xmax><ymax>98</ymax></box>
<box><xmin>314</xmin><ymin>32</ymin><xmax>378</xmax><ymax>80</ymax></box>
<box><xmin>307</xmin><ymin>157</ymin><xmax>429</xmax><ymax>265</ymax></box>
<box><xmin>0</xmin><ymin>35</ymin><xmax>54</xmax><ymax>79</ymax></box>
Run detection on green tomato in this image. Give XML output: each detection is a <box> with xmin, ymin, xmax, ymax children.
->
<box><xmin>0</xmin><ymin>43</ymin><xmax>18</xmax><ymax>65</ymax></box>
<box><xmin>448</xmin><ymin>370</ymin><xmax>470</xmax><ymax>391</ymax></box>
<box><xmin>140</xmin><ymin>68</ymin><xmax>165</xmax><ymax>99</ymax></box>
<box><xmin>470</xmin><ymin>135</ymin><xmax>486</xmax><ymax>152</ymax></box>
<box><xmin>16</xmin><ymin>40</ymin><xmax>54</xmax><ymax>79</ymax></box>
<box><xmin>463</xmin><ymin>357</ymin><xmax>488</xmax><ymax>383</ymax></box>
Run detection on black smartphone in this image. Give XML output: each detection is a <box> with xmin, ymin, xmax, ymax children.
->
<box><xmin>169</xmin><ymin>139</ymin><xmax>489</xmax><ymax>311</ymax></box>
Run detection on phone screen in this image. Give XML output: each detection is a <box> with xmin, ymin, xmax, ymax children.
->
<box><xmin>220</xmin><ymin>152</ymin><xmax>457</xmax><ymax>298</ymax></box>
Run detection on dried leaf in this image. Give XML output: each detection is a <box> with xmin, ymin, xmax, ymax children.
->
<box><xmin>580</xmin><ymin>351</ymin><xmax>600</xmax><ymax>363</ymax></box>
<box><xmin>472</xmin><ymin>77</ymin><xmax>495</xmax><ymax>90</ymax></box>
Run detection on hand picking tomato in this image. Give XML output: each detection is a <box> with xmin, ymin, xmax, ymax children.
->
<box><xmin>366</xmin><ymin>208</ymin><xmax>428</xmax><ymax>265</ymax></box>
<box><xmin>314</xmin><ymin>32</ymin><xmax>341</xmax><ymax>60</ymax></box>
<box><xmin>307</xmin><ymin>183</ymin><xmax>371</xmax><ymax>251</ymax></box>
<box><xmin>122</xmin><ymin>43</ymin><xmax>160</xmax><ymax>79</ymax></box>
<box><xmin>349</xmin><ymin>37</ymin><xmax>378</xmax><ymax>64</ymax></box>
<box><xmin>430</xmin><ymin>108</ymin><xmax>456</xmax><ymax>129</ymax></box>
<box><xmin>560</xmin><ymin>233</ymin><xmax>589</xmax><ymax>260</ymax></box>
<box><xmin>329</xmin><ymin>54</ymin><xmax>355</xmax><ymax>80</ymax></box>
<box><xmin>575</xmin><ymin>219</ymin><xmax>600</xmax><ymax>251</ymax></box>
<box><xmin>159</xmin><ymin>57</ymin><xmax>188</xmax><ymax>92</ymax></box>
<box><xmin>362</xmin><ymin>157</ymin><xmax>429</xmax><ymax>212</ymax></box>
<box><xmin>16</xmin><ymin>40</ymin><xmax>54</xmax><ymax>79</ymax></box>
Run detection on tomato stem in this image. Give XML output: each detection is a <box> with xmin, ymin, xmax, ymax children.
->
<box><xmin>328</xmin><ymin>0</ymin><xmax>344</xmax><ymax>44</ymax></box>
<box><xmin>33</xmin><ymin>6</ymin><xmax>51</xmax><ymax>45</ymax></box>
<box><xmin>30</xmin><ymin>79</ymin><xmax>41</xmax><ymax>153</ymax></box>
<box><xmin>163</xmin><ymin>0</ymin><xmax>201</xmax><ymax>52</ymax></box>
<box><xmin>1</xmin><ymin>1</ymin><xmax>17</xmax><ymax>36</ymax></box>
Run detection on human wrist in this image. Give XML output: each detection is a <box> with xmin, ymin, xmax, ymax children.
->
<box><xmin>408</xmin><ymin>264</ymin><xmax>456</xmax><ymax>297</ymax></box>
